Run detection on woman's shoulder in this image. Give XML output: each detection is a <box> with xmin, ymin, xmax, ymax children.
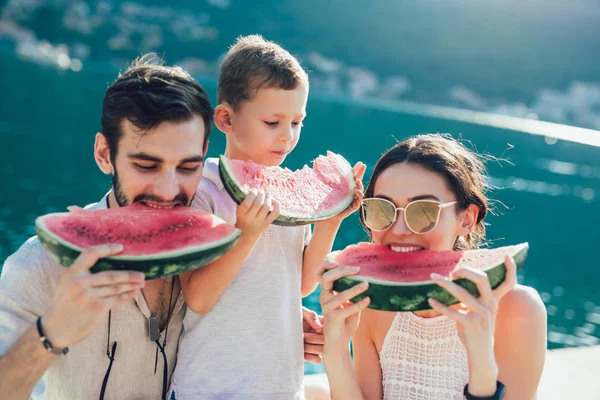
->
<box><xmin>498</xmin><ymin>284</ymin><xmax>546</xmax><ymax>321</ymax></box>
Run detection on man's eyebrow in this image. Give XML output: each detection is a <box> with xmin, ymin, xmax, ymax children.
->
<box><xmin>180</xmin><ymin>156</ymin><xmax>204</xmax><ymax>164</ymax></box>
<box><xmin>127</xmin><ymin>154</ymin><xmax>205</xmax><ymax>164</ymax></box>
<box><xmin>127</xmin><ymin>153</ymin><xmax>163</xmax><ymax>162</ymax></box>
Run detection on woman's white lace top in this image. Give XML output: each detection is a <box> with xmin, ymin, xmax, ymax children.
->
<box><xmin>379</xmin><ymin>312</ymin><xmax>469</xmax><ymax>400</ymax></box>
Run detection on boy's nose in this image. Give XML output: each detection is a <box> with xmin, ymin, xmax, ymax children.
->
<box><xmin>280</xmin><ymin>126</ymin><xmax>294</xmax><ymax>142</ymax></box>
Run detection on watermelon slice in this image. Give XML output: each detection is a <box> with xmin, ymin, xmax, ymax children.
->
<box><xmin>35</xmin><ymin>204</ymin><xmax>241</xmax><ymax>279</ymax></box>
<box><xmin>330</xmin><ymin>242</ymin><xmax>529</xmax><ymax>311</ymax></box>
<box><xmin>218</xmin><ymin>152</ymin><xmax>356</xmax><ymax>226</ymax></box>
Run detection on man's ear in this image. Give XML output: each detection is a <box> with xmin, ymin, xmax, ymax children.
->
<box><xmin>458</xmin><ymin>204</ymin><xmax>479</xmax><ymax>236</ymax></box>
<box><xmin>214</xmin><ymin>104</ymin><xmax>234</xmax><ymax>135</ymax></box>
<box><xmin>94</xmin><ymin>132</ymin><xmax>114</xmax><ymax>175</ymax></box>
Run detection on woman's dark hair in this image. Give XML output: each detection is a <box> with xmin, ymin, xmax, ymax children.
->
<box><xmin>101</xmin><ymin>53</ymin><xmax>213</xmax><ymax>160</ymax></box>
<box><xmin>361</xmin><ymin>133</ymin><xmax>490</xmax><ymax>250</ymax></box>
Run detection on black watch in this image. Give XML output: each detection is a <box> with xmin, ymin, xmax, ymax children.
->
<box><xmin>463</xmin><ymin>381</ymin><xmax>505</xmax><ymax>400</ymax></box>
<box><xmin>36</xmin><ymin>317</ymin><xmax>69</xmax><ymax>356</ymax></box>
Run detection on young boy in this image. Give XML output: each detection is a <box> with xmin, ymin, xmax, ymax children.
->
<box><xmin>169</xmin><ymin>35</ymin><xmax>364</xmax><ymax>399</ymax></box>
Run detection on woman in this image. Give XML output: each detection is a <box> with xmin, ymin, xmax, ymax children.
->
<box><xmin>319</xmin><ymin>134</ymin><xmax>546</xmax><ymax>400</ymax></box>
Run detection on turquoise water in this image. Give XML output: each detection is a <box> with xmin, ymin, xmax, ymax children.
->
<box><xmin>1</xmin><ymin>56</ymin><xmax>600</xmax><ymax>376</ymax></box>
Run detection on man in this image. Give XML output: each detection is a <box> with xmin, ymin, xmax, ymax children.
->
<box><xmin>0</xmin><ymin>54</ymin><xmax>214</xmax><ymax>399</ymax></box>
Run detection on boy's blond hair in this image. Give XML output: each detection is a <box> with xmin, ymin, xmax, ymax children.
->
<box><xmin>217</xmin><ymin>34</ymin><xmax>309</xmax><ymax>110</ymax></box>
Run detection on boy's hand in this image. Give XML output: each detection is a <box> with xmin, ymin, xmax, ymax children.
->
<box><xmin>235</xmin><ymin>189</ymin><xmax>280</xmax><ymax>237</ymax></box>
<box><xmin>318</xmin><ymin>162</ymin><xmax>366</xmax><ymax>226</ymax></box>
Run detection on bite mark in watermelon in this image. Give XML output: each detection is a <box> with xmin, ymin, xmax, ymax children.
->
<box><xmin>330</xmin><ymin>242</ymin><xmax>529</xmax><ymax>312</ymax></box>
<box><xmin>218</xmin><ymin>151</ymin><xmax>356</xmax><ymax>226</ymax></box>
<box><xmin>35</xmin><ymin>204</ymin><xmax>241</xmax><ymax>279</ymax></box>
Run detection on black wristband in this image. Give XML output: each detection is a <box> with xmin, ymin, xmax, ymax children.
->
<box><xmin>464</xmin><ymin>381</ymin><xmax>505</xmax><ymax>400</ymax></box>
<box><xmin>36</xmin><ymin>317</ymin><xmax>69</xmax><ymax>356</ymax></box>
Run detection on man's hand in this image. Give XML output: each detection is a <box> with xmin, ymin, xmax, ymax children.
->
<box><xmin>302</xmin><ymin>306</ymin><xmax>324</xmax><ymax>364</ymax></box>
<box><xmin>42</xmin><ymin>244</ymin><xmax>146</xmax><ymax>349</ymax></box>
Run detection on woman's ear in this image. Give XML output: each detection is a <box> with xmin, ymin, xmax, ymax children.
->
<box><xmin>94</xmin><ymin>132</ymin><xmax>114</xmax><ymax>175</ymax></box>
<box><xmin>458</xmin><ymin>204</ymin><xmax>479</xmax><ymax>236</ymax></box>
<box><xmin>214</xmin><ymin>104</ymin><xmax>234</xmax><ymax>135</ymax></box>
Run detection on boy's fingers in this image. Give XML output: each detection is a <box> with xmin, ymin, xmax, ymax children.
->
<box><xmin>352</xmin><ymin>162</ymin><xmax>366</xmax><ymax>181</ymax></box>
<box><xmin>256</xmin><ymin>194</ymin><xmax>273</xmax><ymax>220</ymax></box>
<box><xmin>267</xmin><ymin>200</ymin><xmax>281</xmax><ymax>222</ymax></box>
<box><xmin>246</xmin><ymin>190</ymin><xmax>266</xmax><ymax>217</ymax></box>
<box><xmin>239</xmin><ymin>189</ymin><xmax>258</xmax><ymax>214</ymax></box>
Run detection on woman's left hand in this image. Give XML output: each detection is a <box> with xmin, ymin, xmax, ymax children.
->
<box><xmin>428</xmin><ymin>255</ymin><xmax>518</xmax><ymax>392</ymax></box>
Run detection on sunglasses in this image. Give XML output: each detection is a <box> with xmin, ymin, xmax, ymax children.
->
<box><xmin>361</xmin><ymin>197</ymin><xmax>458</xmax><ymax>234</ymax></box>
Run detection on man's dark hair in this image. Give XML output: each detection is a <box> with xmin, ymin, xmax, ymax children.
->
<box><xmin>101</xmin><ymin>53</ymin><xmax>213</xmax><ymax>159</ymax></box>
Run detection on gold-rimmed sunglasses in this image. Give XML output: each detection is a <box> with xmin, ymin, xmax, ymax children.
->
<box><xmin>361</xmin><ymin>197</ymin><xmax>458</xmax><ymax>234</ymax></box>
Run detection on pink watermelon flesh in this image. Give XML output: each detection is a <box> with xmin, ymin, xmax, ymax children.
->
<box><xmin>41</xmin><ymin>205</ymin><xmax>237</xmax><ymax>256</ymax></box>
<box><xmin>333</xmin><ymin>242</ymin><xmax>522</xmax><ymax>282</ymax></box>
<box><xmin>225</xmin><ymin>152</ymin><xmax>354</xmax><ymax>216</ymax></box>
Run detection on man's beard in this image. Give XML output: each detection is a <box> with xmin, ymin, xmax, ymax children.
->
<box><xmin>112</xmin><ymin>169</ymin><xmax>194</xmax><ymax>207</ymax></box>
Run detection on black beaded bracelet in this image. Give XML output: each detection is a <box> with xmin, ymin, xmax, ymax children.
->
<box><xmin>36</xmin><ymin>317</ymin><xmax>69</xmax><ymax>356</ymax></box>
<box><xmin>464</xmin><ymin>381</ymin><xmax>505</xmax><ymax>400</ymax></box>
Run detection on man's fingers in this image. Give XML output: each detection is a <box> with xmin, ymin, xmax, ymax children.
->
<box><xmin>69</xmin><ymin>244</ymin><xmax>124</xmax><ymax>274</ymax></box>
<box><xmin>303</xmin><ymin>343</ymin><xmax>324</xmax><ymax>356</ymax></box>
<box><xmin>302</xmin><ymin>308</ymin><xmax>323</xmax><ymax>331</ymax></box>
<box><xmin>85</xmin><ymin>270</ymin><xmax>146</xmax><ymax>287</ymax></box>
<box><xmin>304</xmin><ymin>353</ymin><xmax>322</xmax><ymax>364</ymax></box>
<box><xmin>90</xmin><ymin>281</ymin><xmax>146</xmax><ymax>298</ymax></box>
<box><xmin>104</xmin><ymin>289</ymin><xmax>140</xmax><ymax>308</ymax></box>
<box><xmin>304</xmin><ymin>332</ymin><xmax>325</xmax><ymax>345</ymax></box>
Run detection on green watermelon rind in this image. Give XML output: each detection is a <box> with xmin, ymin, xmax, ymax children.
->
<box><xmin>34</xmin><ymin>215</ymin><xmax>242</xmax><ymax>280</ymax></box>
<box><xmin>331</xmin><ymin>243</ymin><xmax>529</xmax><ymax>312</ymax></box>
<box><xmin>218</xmin><ymin>154</ymin><xmax>356</xmax><ymax>226</ymax></box>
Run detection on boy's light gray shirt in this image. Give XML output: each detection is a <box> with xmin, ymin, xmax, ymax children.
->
<box><xmin>171</xmin><ymin>157</ymin><xmax>311</xmax><ymax>400</ymax></box>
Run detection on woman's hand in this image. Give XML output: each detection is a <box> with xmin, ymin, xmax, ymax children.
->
<box><xmin>428</xmin><ymin>254</ymin><xmax>518</xmax><ymax>396</ymax></box>
<box><xmin>318</xmin><ymin>260</ymin><xmax>370</xmax><ymax>353</ymax></box>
